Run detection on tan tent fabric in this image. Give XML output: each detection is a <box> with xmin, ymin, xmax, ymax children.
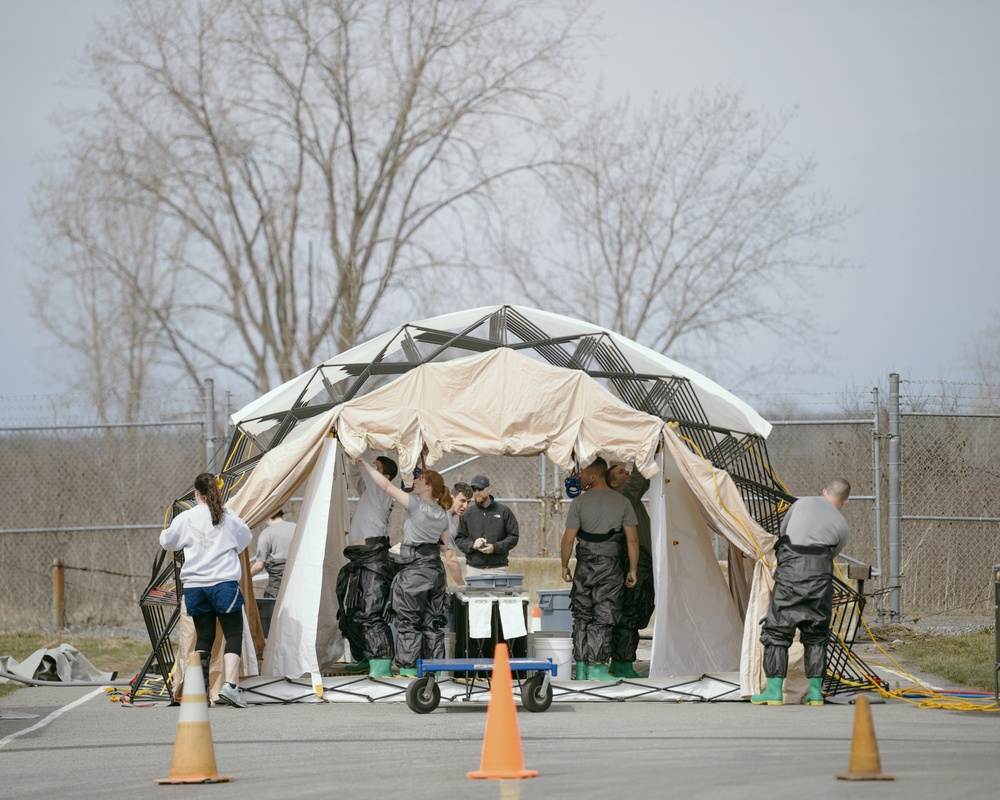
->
<box><xmin>333</xmin><ymin>348</ymin><xmax>665</xmax><ymax>476</ymax></box>
<box><xmin>227</xmin><ymin>407</ymin><xmax>341</xmax><ymax>528</ymax></box>
<box><xmin>658</xmin><ymin>426</ymin><xmax>783</xmax><ymax>696</ymax></box>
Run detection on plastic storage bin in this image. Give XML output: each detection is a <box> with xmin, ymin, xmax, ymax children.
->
<box><xmin>536</xmin><ymin>588</ymin><xmax>573</xmax><ymax>632</ymax></box>
<box><xmin>464</xmin><ymin>573</ymin><xmax>524</xmax><ymax>588</ymax></box>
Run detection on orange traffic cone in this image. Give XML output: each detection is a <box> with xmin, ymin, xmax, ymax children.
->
<box><xmin>467</xmin><ymin>643</ymin><xmax>539</xmax><ymax>780</ymax></box>
<box><xmin>156</xmin><ymin>661</ymin><xmax>232</xmax><ymax>784</ymax></box>
<box><xmin>836</xmin><ymin>694</ymin><xmax>894</xmax><ymax>781</ymax></box>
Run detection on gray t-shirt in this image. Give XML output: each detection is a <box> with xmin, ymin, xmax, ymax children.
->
<box><xmin>403</xmin><ymin>496</ymin><xmax>449</xmax><ymax>545</ymax></box>
<box><xmin>780</xmin><ymin>496</ymin><xmax>849</xmax><ymax>556</ymax></box>
<box><xmin>346</xmin><ymin>465</ymin><xmax>394</xmax><ymax>544</ymax></box>
<box><xmin>255</xmin><ymin>519</ymin><xmax>296</xmax><ymax>564</ymax></box>
<box><xmin>566</xmin><ymin>488</ymin><xmax>637</xmax><ymax>534</ymax></box>
<box><xmin>446</xmin><ymin>514</ymin><xmax>459</xmax><ymax>551</ymax></box>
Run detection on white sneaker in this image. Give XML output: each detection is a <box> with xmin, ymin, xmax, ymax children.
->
<box><xmin>217</xmin><ymin>683</ymin><xmax>247</xmax><ymax>708</ymax></box>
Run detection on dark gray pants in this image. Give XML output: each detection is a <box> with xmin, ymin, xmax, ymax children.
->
<box><xmin>336</xmin><ymin>540</ymin><xmax>395</xmax><ymax>661</ymax></box>
<box><xmin>571</xmin><ymin>534</ymin><xmax>625</xmax><ymax>664</ymax></box>
<box><xmin>391</xmin><ymin>559</ymin><xmax>447</xmax><ymax>668</ymax></box>
<box><xmin>611</xmin><ymin>546</ymin><xmax>655</xmax><ymax>662</ymax></box>
<box><xmin>760</xmin><ymin>539</ymin><xmax>834</xmax><ymax>679</ymax></box>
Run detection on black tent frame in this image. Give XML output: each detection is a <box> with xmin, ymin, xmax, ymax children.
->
<box><xmin>137</xmin><ymin>305</ymin><xmax>874</xmax><ymax>700</ymax></box>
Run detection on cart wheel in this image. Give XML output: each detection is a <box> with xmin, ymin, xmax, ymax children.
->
<box><xmin>406</xmin><ymin>676</ymin><xmax>441</xmax><ymax>714</ymax></box>
<box><xmin>520</xmin><ymin>673</ymin><xmax>553</xmax><ymax>712</ymax></box>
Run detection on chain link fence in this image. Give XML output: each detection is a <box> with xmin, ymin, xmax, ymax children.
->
<box><xmin>0</xmin><ymin>391</ymin><xmax>209</xmax><ymax>630</ymax></box>
<box><xmin>897</xmin><ymin>412</ymin><xmax>1000</xmax><ymax>615</ymax></box>
<box><xmin>3</xmin><ymin>381</ymin><xmax>999</xmax><ymax>630</ymax></box>
<box><xmin>764</xmin><ymin>419</ymin><xmax>883</xmax><ymax>615</ymax></box>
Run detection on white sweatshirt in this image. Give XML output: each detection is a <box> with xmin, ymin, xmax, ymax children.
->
<box><xmin>160</xmin><ymin>503</ymin><xmax>252</xmax><ymax>588</ymax></box>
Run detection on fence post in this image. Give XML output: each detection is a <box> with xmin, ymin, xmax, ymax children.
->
<box><xmin>888</xmin><ymin>372</ymin><xmax>902</xmax><ymax>620</ymax></box>
<box><xmin>872</xmin><ymin>387</ymin><xmax>885</xmax><ymax>625</ymax></box>
<box><xmin>204</xmin><ymin>377</ymin><xmax>217</xmax><ymax>472</ymax></box>
<box><xmin>52</xmin><ymin>558</ymin><xmax>65</xmax><ymax>631</ymax></box>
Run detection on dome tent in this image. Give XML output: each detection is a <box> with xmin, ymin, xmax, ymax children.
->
<box><xmin>158</xmin><ymin>305</ymin><xmax>804</xmax><ymax>700</ymax></box>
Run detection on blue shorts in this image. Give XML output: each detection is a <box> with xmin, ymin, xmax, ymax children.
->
<box><xmin>185</xmin><ymin>581</ymin><xmax>244</xmax><ymax>616</ymax></box>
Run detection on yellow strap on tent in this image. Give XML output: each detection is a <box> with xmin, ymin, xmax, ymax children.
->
<box><xmin>828</xmin><ymin>562</ymin><xmax>998</xmax><ymax>713</ymax></box>
<box><xmin>669</xmin><ymin>423</ymin><xmax>772</xmax><ymax>565</ymax></box>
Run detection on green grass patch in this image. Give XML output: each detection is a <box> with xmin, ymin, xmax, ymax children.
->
<box><xmin>895</xmin><ymin>629</ymin><xmax>996</xmax><ymax>692</ymax></box>
<box><xmin>0</xmin><ymin>631</ymin><xmax>152</xmax><ymax>699</ymax></box>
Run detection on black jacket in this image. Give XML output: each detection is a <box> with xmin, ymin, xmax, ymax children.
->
<box><xmin>454</xmin><ymin>497</ymin><xmax>520</xmax><ymax>569</ymax></box>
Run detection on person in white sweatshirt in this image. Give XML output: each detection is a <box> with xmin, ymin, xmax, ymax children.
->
<box><xmin>160</xmin><ymin>471</ymin><xmax>252</xmax><ymax>708</ymax></box>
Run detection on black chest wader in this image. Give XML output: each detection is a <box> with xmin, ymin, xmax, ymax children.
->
<box><xmin>390</xmin><ymin>542</ymin><xmax>448</xmax><ymax>668</ymax></box>
<box><xmin>611</xmin><ymin>545</ymin><xmax>655</xmax><ymax>663</ymax></box>
<box><xmin>759</xmin><ymin>537</ymin><xmax>835</xmax><ymax>678</ymax></box>
<box><xmin>335</xmin><ymin>536</ymin><xmax>395</xmax><ymax>661</ymax></box>
<box><xmin>570</xmin><ymin>529</ymin><xmax>625</xmax><ymax>664</ymax></box>
<box><xmin>263</xmin><ymin>559</ymin><xmax>285</xmax><ymax>599</ymax></box>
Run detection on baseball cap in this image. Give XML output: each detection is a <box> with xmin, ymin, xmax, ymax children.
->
<box><xmin>470</xmin><ymin>474</ymin><xmax>490</xmax><ymax>490</ymax></box>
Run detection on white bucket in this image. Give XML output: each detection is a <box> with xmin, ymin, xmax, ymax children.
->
<box><xmin>532</xmin><ymin>636</ymin><xmax>573</xmax><ymax>681</ymax></box>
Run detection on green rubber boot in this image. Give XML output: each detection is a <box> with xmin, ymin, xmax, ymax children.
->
<box><xmin>368</xmin><ymin>659</ymin><xmax>393</xmax><ymax>678</ymax></box>
<box><xmin>575</xmin><ymin>661</ymin><xmax>588</xmax><ymax>681</ymax></box>
<box><xmin>343</xmin><ymin>659</ymin><xmax>370</xmax><ymax>674</ymax></box>
<box><xmin>587</xmin><ymin>662</ymin><xmax>613</xmax><ymax>681</ymax></box>
<box><xmin>610</xmin><ymin>660</ymin><xmax>642</xmax><ymax>679</ymax></box>
<box><xmin>750</xmin><ymin>676</ymin><xmax>784</xmax><ymax>706</ymax></box>
<box><xmin>399</xmin><ymin>666</ymin><xmax>418</xmax><ymax>678</ymax></box>
<box><xmin>804</xmin><ymin>677</ymin><xmax>824</xmax><ymax>706</ymax></box>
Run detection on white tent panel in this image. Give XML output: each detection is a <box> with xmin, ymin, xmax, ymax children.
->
<box><xmin>264</xmin><ymin>436</ymin><xmax>349</xmax><ymax>677</ymax></box>
<box><xmin>648</xmin><ymin>449</ymin><xmax>744</xmax><ymax>678</ymax></box>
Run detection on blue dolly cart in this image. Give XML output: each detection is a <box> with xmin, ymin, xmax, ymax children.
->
<box><xmin>406</xmin><ymin>657</ymin><xmax>557</xmax><ymax>714</ymax></box>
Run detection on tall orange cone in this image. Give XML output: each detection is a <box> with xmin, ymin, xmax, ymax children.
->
<box><xmin>156</xmin><ymin>660</ymin><xmax>232</xmax><ymax>784</ymax></box>
<box><xmin>467</xmin><ymin>643</ymin><xmax>539</xmax><ymax>780</ymax></box>
<box><xmin>835</xmin><ymin>694</ymin><xmax>894</xmax><ymax>781</ymax></box>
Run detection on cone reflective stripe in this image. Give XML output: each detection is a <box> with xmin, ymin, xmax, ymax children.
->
<box><xmin>836</xmin><ymin>694</ymin><xmax>894</xmax><ymax>781</ymax></box>
<box><xmin>467</xmin><ymin>643</ymin><xmax>538</xmax><ymax>780</ymax></box>
<box><xmin>156</xmin><ymin>661</ymin><xmax>232</xmax><ymax>784</ymax></box>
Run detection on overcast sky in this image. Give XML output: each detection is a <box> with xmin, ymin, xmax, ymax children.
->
<box><xmin>2</xmin><ymin>0</ymin><xmax>998</xmax><ymax>409</ymax></box>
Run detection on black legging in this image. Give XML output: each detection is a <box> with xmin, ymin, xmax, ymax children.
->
<box><xmin>193</xmin><ymin>610</ymin><xmax>243</xmax><ymax>657</ymax></box>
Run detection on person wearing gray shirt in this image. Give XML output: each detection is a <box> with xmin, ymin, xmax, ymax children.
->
<box><xmin>336</xmin><ymin>455</ymin><xmax>399</xmax><ymax>677</ymax></box>
<box><xmin>751</xmin><ymin>478</ymin><xmax>851</xmax><ymax>707</ymax></box>
<box><xmin>250</xmin><ymin>510</ymin><xmax>296</xmax><ymax>598</ymax></box>
<box><xmin>607</xmin><ymin>462</ymin><xmax>655</xmax><ymax>679</ymax></box>
<box><xmin>355</xmin><ymin>458</ymin><xmax>453</xmax><ymax>678</ymax></box>
<box><xmin>561</xmin><ymin>457</ymin><xmax>639</xmax><ymax>682</ymax></box>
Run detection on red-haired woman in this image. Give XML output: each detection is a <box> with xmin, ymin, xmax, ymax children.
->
<box><xmin>355</xmin><ymin>458</ymin><xmax>453</xmax><ymax>677</ymax></box>
<box><xmin>160</xmin><ymin>472</ymin><xmax>252</xmax><ymax>707</ymax></box>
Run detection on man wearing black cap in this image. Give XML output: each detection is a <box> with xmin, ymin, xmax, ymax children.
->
<box><xmin>454</xmin><ymin>474</ymin><xmax>520</xmax><ymax>575</ymax></box>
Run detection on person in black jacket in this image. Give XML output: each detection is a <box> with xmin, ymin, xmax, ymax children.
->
<box><xmin>454</xmin><ymin>474</ymin><xmax>520</xmax><ymax>575</ymax></box>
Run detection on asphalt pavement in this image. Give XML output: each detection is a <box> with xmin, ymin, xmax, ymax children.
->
<box><xmin>1</xmin><ymin>680</ymin><xmax>998</xmax><ymax>800</ymax></box>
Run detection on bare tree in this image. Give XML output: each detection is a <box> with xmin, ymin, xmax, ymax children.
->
<box><xmin>28</xmin><ymin>152</ymin><xmax>188</xmax><ymax>422</ymax></box>
<box><xmin>499</xmin><ymin>88</ymin><xmax>851</xmax><ymax>385</ymax></box>
<box><xmin>31</xmin><ymin>0</ymin><xmax>587</xmax><ymax>398</ymax></box>
<box><xmin>961</xmin><ymin>311</ymin><xmax>1000</xmax><ymax>410</ymax></box>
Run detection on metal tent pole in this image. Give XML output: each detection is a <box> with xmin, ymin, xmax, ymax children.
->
<box><xmin>888</xmin><ymin>373</ymin><xmax>902</xmax><ymax>620</ymax></box>
<box><xmin>872</xmin><ymin>386</ymin><xmax>885</xmax><ymax>625</ymax></box>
